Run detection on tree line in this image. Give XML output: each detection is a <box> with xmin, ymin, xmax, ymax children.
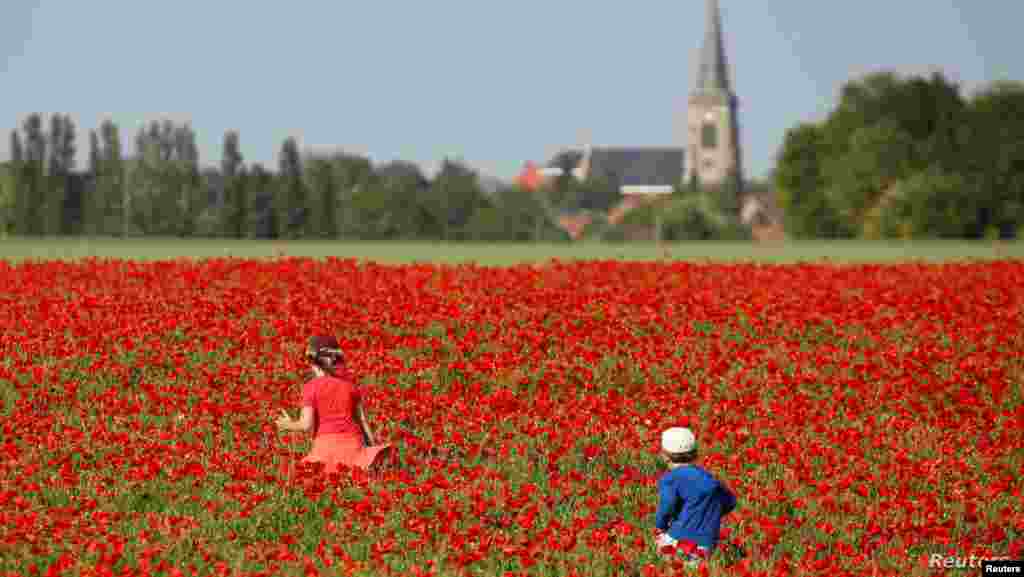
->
<box><xmin>0</xmin><ymin>117</ymin><xmax>574</xmax><ymax>241</ymax></box>
<box><xmin>775</xmin><ymin>71</ymin><xmax>1024</xmax><ymax>239</ymax></box>
<box><xmin>3</xmin><ymin>69</ymin><xmax>1022</xmax><ymax>242</ymax></box>
<box><xmin>0</xmin><ymin>113</ymin><xmax>752</xmax><ymax>242</ymax></box>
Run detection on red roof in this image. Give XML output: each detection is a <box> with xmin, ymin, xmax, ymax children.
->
<box><xmin>515</xmin><ymin>161</ymin><xmax>542</xmax><ymax>191</ymax></box>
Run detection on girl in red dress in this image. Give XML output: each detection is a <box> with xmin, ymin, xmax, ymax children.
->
<box><xmin>275</xmin><ymin>335</ymin><xmax>393</xmax><ymax>473</ymax></box>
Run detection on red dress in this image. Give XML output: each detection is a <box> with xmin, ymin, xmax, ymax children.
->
<box><xmin>299</xmin><ymin>370</ymin><xmax>390</xmax><ymax>472</ymax></box>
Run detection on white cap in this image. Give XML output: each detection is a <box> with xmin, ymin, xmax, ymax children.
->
<box><xmin>661</xmin><ymin>427</ymin><xmax>697</xmax><ymax>454</ymax></box>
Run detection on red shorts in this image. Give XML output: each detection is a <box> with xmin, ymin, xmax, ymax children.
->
<box><xmin>301</xmin><ymin>432</ymin><xmax>391</xmax><ymax>472</ymax></box>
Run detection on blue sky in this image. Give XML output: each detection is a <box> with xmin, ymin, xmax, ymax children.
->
<box><xmin>1</xmin><ymin>1</ymin><xmax>1020</xmax><ymax>181</ymax></box>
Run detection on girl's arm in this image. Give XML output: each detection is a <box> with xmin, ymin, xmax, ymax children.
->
<box><xmin>356</xmin><ymin>402</ymin><xmax>376</xmax><ymax>445</ymax></box>
<box><xmin>276</xmin><ymin>408</ymin><xmax>315</xmax><ymax>433</ymax></box>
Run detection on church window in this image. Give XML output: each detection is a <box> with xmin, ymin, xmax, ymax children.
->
<box><xmin>701</xmin><ymin>123</ymin><xmax>717</xmax><ymax>149</ymax></box>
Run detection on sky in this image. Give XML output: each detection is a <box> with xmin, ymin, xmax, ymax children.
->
<box><xmin>1</xmin><ymin>1</ymin><xmax>1021</xmax><ymax>182</ymax></box>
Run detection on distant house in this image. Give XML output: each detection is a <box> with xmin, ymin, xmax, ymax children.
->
<box><xmin>580</xmin><ymin>147</ymin><xmax>686</xmax><ymax>196</ymax></box>
<box><xmin>522</xmin><ymin>145</ymin><xmax>686</xmax><ymax>198</ymax></box>
<box><xmin>515</xmin><ymin>162</ymin><xmax>542</xmax><ymax>191</ymax></box>
<box><xmin>557</xmin><ymin>213</ymin><xmax>592</xmax><ymax>240</ymax></box>
<box><xmin>740</xmin><ymin>192</ymin><xmax>777</xmax><ymax>227</ymax></box>
<box><xmin>739</xmin><ymin>188</ymin><xmax>785</xmax><ymax>241</ymax></box>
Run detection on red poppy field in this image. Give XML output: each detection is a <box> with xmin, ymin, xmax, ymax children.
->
<box><xmin>1</xmin><ymin>257</ymin><xmax>1022</xmax><ymax>577</ymax></box>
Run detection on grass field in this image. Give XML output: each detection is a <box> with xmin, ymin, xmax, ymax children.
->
<box><xmin>1</xmin><ymin>236</ymin><xmax>1022</xmax><ymax>264</ymax></box>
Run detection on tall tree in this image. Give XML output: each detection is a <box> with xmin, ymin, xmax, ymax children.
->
<box><xmin>8</xmin><ymin>130</ymin><xmax>24</xmax><ymax>236</ymax></box>
<box><xmin>880</xmin><ymin>168</ymin><xmax>974</xmax><ymax>238</ymax></box>
<box><xmin>427</xmin><ymin>158</ymin><xmax>486</xmax><ymax>241</ymax></box>
<box><xmin>824</xmin><ymin>121</ymin><xmax>915</xmax><ymax>230</ymax></box>
<box><xmin>85</xmin><ymin>130</ymin><xmax>102</xmax><ymax>236</ymax></box>
<box><xmin>221</xmin><ymin>130</ymin><xmax>246</xmax><ymax>238</ymax></box>
<box><xmin>125</xmin><ymin>124</ymin><xmax>155</xmax><ymax>235</ymax></box>
<box><xmin>961</xmin><ymin>81</ymin><xmax>1024</xmax><ymax>237</ymax></box>
<box><xmin>21</xmin><ymin>114</ymin><xmax>46</xmax><ymax>236</ymax></box>
<box><xmin>51</xmin><ymin>115</ymin><xmax>76</xmax><ymax>235</ymax></box>
<box><xmin>175</xmin><ymin>123</ymin><xmax>203</xmax><ymax>236</ymax></box>
<box><xmin>303</xmin><ymin>154</ymin><xmax>337</xmax><ymax>238</ymax></box>
<box><xmin>348</xmin><ymin>160</ymin><xmax>440</xmax><ymax>240</ymax></box>
<box><xmin>714</xmin><ymin>169</ymin><xmax>743</xmax><ymax>218</ymax></box>
<box><xmin>45</xmin><ymin>114</ymin><xmax>62</xmax><ymax>236</ymax></box>
<box><xmin>156</xmin><ymin>120</ymin><xmax>181</xmax><ymax>235</ymax></box>
<box><xmin>98</xmin><ymin>120</ymin><xmax>124</xmax><ymax>236</ymax></box>
<box><xmin>276</xmin><ymin>137</ymin><xmax>304</xmax><ymax>239</ymax></box>
<box><xmin>812</xmin><ymin>70</ymin><xmax>969</xmax><ymax>237</ymax></box>
<box><xmin>88</xmin><ymin>130</ymin><xmax>100</xmax><ymax>175</ymax></box>
<box><xmin>472</xmin><ymin>184</ymin><xmax>556</xmax><ymax>241</ymax></box>
<box><xmin>126</xmin><ymin>119</ymin><xmax>196</xmax><ymax>236</ymax></box>
<box><xmin>0</xmin><ymin>162</ymin><xmax>12</xmax><ymax>238</ymax></box>
<box><xmin>9</xmin><ymin>131</ymin><xmax>23</xmax><ymax>167</ymax></box>
<box><xmin>774</xmin><ymin>122</ymin><xmax>849</xmax><ymax>238</ymax></box>
<box><xmin>248</xmin><ymin>163</ymin><xmax>274</xmax><ymax>238</ymax></box>
<box><xmin>331</xmin><ymin>153</ymin><xmax>376</xmax><ymax>239</ymax></box>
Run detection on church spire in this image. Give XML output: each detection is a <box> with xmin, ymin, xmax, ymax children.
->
<box><xmin>695</xmin><ymin>0</ymin><xmax>731</xmax><ymax>96</ymax></box>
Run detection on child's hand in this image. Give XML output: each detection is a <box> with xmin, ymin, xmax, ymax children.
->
<box><xmin>275</xmin><ymin>409</ymin><xmax>293</xmax><ymax>431</ymax></box>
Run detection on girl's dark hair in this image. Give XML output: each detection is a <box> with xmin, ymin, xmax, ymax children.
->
<box><xmin>314</xmin><ymin>353</ymin><xmax>340</xmax><ymax>374</ymax></box>
<box><xmin>666</xmin><ymin>449</ymin><xmax>698</xmax><ymax>464</ymax></box>
<box><xmin>306</xmin><ymin>335</ymin><xmax>344</xmax><ymax>375</ymax></box>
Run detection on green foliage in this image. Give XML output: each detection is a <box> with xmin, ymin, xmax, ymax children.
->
<box><xmin>84</xmin><ymin>130</ymin><xmax>102</xmax><ymax>236</ymax></box>
<box><xmin>347</xmin><ymin>176</ymin><xmax>424</xmax><ymax>240</ymax></box>
<box><xmin>426</xmin><ymin>158</ymin><xmax>489</xmax><ymax>241</ymax></box>
<box><xmin>302</xmin><ymin>155</ymin><xmax>335</xmax><ymax>239</ymax></box>
<box><xmin>601</xmin><ymin>192</ymin><xmax>751</xmax><ymax>242</ymax></box>
<box><xmin>275</xmin><ymin>137</ymin><xmax>304</xmax><ymax>239</ymax></box>
<box><xmin>344</xmin><ymin>159</ymin><xmax>429</xmax><ymax>240</ymax></box>
<box><xmin>222</xmin><ymin>130</ymin><xmax>246</xmax><ymax>239</ymax></box>
<box><xmin>124</xmin><ymin>120</ymin><xmax>201</xmax><ymax>237</ymax></box>
<box><xmin>466</xmin><ymin>186</ymin><xmax>565</xmax><ymax>242</ymax></box>
<box><xmin>774</xmin><ymin>70</ymin><xmax>1023</xmax><ymax>239</ymax></box>
<box><xmin>823</xmin><ymin>71</ymin><xmax>965</xmax><ymax>169</ymax></box>
<box><xmin>17</xmin><ymin>114</ymin><xmax>46</xmax><ymax>236</ymax></box>
<box><xmin>0</xmin><ymin>111</ymin><xmax>735</xmax><ymax>242</ymax></box>
<box><xmin>9</xmin><ymin>74</ymin><xmax>1018</xmax><ymax>244</ymax></box>
<box><xmin>960</xmin><ymin>81</ymin><xmax>1024</xmax><ymax>237</ymax></box>
<box><xmin>96</xmin><ymin>119</ymin><xmax>125</xmax><ymax>236</ymax></box>
<box><xmin>43</xmin><ymin>114</ymin><xmax>76</xmax><ymax>236</ymax></box>
<box><xmin>573</xmin><ymin>176</ymin><xmax>622</xmax><ymax>214</ymax></box>
<box><xmin>879</xmin><ymin>168</ymin><xmax>976</xmax><ymax>238</ymax></box>
<box><xmin>547</xmin><ymin>174</ymin><xmax>622</xmax><ymax>216</ymax></box>
<box><xmin>776</xmin><ymin>123</ymin><xmax>851</xmax><ymax>238</ymax></box>
<box><xmin>0</xmin><ymin>162</ymin><xmax>13</xmax><ymax>237</ymax></box>
<box><xmin>247</xmin><ymin>163</ymin><xmax>274</xmax><ymax>238</ymax></box>
<box><xmin>337</xmin><ymin>154</ymin><xmax>380</xmax><ymax>239</ymax></box>
<box><xmin>822</xmin><ymin>121</ymin><xmax>915</xmax><ymax>229</ymax></box>
<box><xmin>713</xmin><ymin>169</ymin><xmax>743</xmax><ymax>217</ymax></box>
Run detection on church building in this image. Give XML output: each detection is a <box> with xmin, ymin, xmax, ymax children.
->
<box><xmin>517</xmin><ymin>0</ymin><xmax>743</xmax><ymax>195</ymax></box>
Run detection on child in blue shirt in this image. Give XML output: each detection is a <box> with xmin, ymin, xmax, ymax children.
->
<box><xmin>654</xmin><ymin>427</ymin><xmax>737</xmax><ymax>566</ymax></box>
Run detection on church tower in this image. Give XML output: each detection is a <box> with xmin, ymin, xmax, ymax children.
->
<box><xmin>686</xmin><ymin>0</ymin><xmax>742</xmax><ymax>190</ymax></box>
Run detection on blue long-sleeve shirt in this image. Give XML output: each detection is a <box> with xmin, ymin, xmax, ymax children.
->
<box><xmin>655</xmin><ymin>464</ymin><xmax>736</xmax><ymax>550</ymax></box>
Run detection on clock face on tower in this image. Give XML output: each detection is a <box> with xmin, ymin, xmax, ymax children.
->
<box><xmin>703</xmin><ymin>111</ymin><xmax>715</xmax><ymax>122</ymax></box>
